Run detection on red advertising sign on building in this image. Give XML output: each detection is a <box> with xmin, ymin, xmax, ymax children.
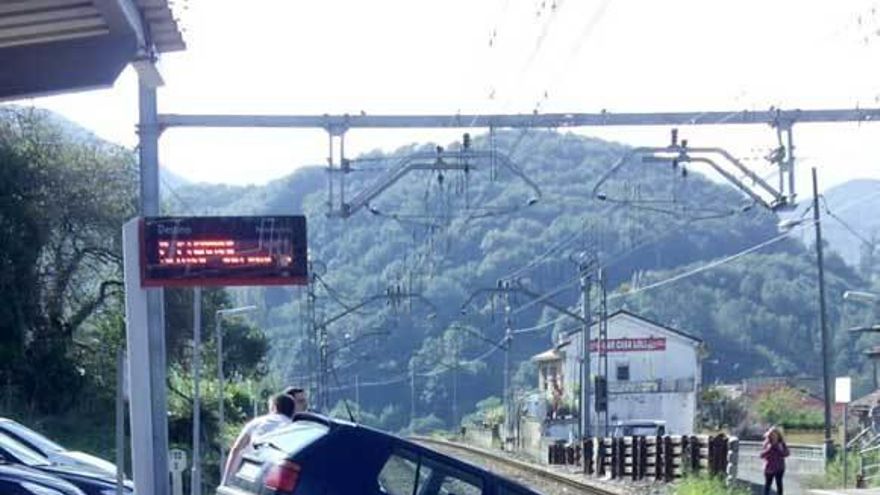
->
<box><xmin>590</xmin><ymin>337</ymin><xmax>666</xmax><ymax>353</ymax></box>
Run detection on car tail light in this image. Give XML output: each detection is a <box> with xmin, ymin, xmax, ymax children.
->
<box><xmin>264</xmin><ymin>460</ymin><xmax>301</xmax><ymax>493</ymax></box>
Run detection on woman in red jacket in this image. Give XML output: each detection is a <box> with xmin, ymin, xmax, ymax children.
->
<box><xmin>760</xmin><ymin>426</ymin><xmax>790</xmax><ymax>495</ymax></box>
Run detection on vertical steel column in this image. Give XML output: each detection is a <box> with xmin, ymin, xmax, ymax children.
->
<box><xmin>116</xmin><ymin>349</ymin><xmax>125</xmax><ymax>495</ymax></box>
<box><xmin>306</xmin><ymin>263</ymin><xmax>317</xmax><ymax>405</ymax></box>
<box><xmin>410</xmin><ymin>363</ymin><xmax>416</xmax><ymax>425</ymax></box>
<box><xmin>580</xmin><ymin>267</ymin><xmax>592</xmax><ymax>439</ymax></box>
<box><xmin>137</xmin><ymin>79</ymin><xmax>170</xmax><ymax>495</ymax></box>
<box><xmin>452</xmin><ymin>341</ymin><xmax>458</xmax><ymax>429</ymax></box>
<box><xmin>786</xmin><ymin>127</ymin><xmax>796</xmax><ymax>203</ymax></box>
<box><xmin>600</xmin><ymin>269</ymin><xmax>609</xmax><ymax>437</ymax></box>
<box><xmin>191</xmin><ymin>288</ymin><xmax>202</xmax><ymax>495</ymax></box>
<box><xmin>216</xmin><ymin>312</ymin><xmax>225</xmax><ymax>479</ymax></box>
<box><xmin>503</xmin><ymin>285</ymin><xmax>513</xmax><ymax>447</ymax></box>
<box><xmin>813</xmin><ymin>167</ymin><xmax>833</xmax><ymax>459</ymax></box>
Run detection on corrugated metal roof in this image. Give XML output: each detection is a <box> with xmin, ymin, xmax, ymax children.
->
<box><xmin>136</xmin><ymin>0</ymin><xmax>185</xmax><ymax>53</ymax></box>
<box><xmin>0</xmin><ymin>1</ymin><xmax>109</xmax><ymax>49</ymax></box>
<box><xmin>0</xmin><ymin>0</ymin><xmax>184</xmax><ymax>53</ymax></box>
<box><xmin>0</xmin><ymin>0</ymin><xmax>184</xmax><ymax>98</ymax></box>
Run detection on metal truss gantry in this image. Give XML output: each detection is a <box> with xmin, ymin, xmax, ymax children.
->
<box><xmin>156</xmin><ymin>106</ymin><xmax>880</xmax><ymax>217</ymax></box>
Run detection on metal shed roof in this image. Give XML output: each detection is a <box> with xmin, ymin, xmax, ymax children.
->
<box><xmin>0</xmin><ymin>0</ymin><xmax>185</xmax><ymax>99</ymax></box>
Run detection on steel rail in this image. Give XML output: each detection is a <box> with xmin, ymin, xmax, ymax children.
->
<box><xmin>412</xmin><ymin>436</ymin><xmax>621</xmax><ymax>495</ymax></box>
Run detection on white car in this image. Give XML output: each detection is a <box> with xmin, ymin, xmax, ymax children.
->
<box><xmin>611</xmin><ymin>420</ymin><xmax>667</xmax><ymax>438</ymax></box>
<box><xmin>0</xmin><ymin>418</ymin><xmax>118</xmax><ymax>476</ymax></box>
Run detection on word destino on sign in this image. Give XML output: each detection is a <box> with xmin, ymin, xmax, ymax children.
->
<box><xmin>140</xmin><ymin>216</ymin><xmax>308</xmax><ymax>287</ymax></box>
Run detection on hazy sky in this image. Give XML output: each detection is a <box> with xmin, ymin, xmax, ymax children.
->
<box><xmin>14</xmin><ymin>0</ymin><xmax>880</xmax><ymax>194</ymax></box>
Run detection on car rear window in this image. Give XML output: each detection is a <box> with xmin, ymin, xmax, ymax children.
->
<box><xmin>0</xmin><ymin>432</ymin><xmax>51</xmax><ymax>466</ymax></box>
<box><xmin>0</xmin><ymin>421</ymin><xmax>64</xmax><ymax>454</ymax></box>
<box><xmin>257</xmin><ymin>421</ymin><xmax>329</xmax><ymax>456</ymax></box>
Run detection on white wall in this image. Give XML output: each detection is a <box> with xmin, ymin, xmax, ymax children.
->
<box><xmin>559</xmin><ymin>313</ymin><xmax>701</xmax><ymax>435</ymax></box>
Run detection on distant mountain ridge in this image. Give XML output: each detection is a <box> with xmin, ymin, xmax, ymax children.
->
<box><xmin>160</xmin><ymin>131</ymin><xmax>873</xmax><ymax>418</ymax></box>
<box><xmin>820</xmin><ymin>178</ymin><xmax>880</xmax><ymax>266</ymax></box>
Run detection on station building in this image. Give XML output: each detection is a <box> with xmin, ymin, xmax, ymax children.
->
<box><xmin>531</xmin><ymin>310</ymin><xmax>703</xmax><ymax>435</ymax></box>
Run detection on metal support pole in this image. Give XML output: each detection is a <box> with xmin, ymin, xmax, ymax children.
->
<box><xmin>410</xmin><ymin>364</ymin><xmax>416</xmax><ymax>426</ymax></box>
<box><xmin>319</xmin><ymin>330</ymin><xmax>328</xmax><ymax>411</ymax></box>
<box><xmin>191</xmin><ymin>288</ymin><xmax>202</xmax><ymax>495</ymax></box>
<box><xmin>813</xmin><ymin>167</ymin><xmax>833</xmax><ymax>459</ymax></box>
<box><xmin>216</xmin><ymin>313</ymin><xmax>225</xmax><ymax>480</ymax></box>
<box><xmin>306</xmin><ymin>264</ymin><xmax>317</xmax><ymax>405</ymax></box>
<box><xmin>786</xmin><ymin>127</ymin><xmax>796</xmax><ymax>203</ymax></box>
<box><xmin>136</xmin><ymin>78</ymin><xmax>170</xmax><ymax>495</ymax></box>
<box><xmin>116</xmin><ymin>349</ymin><xmax>125</xmax><ymax>495</ymax></box>
<box><xmin>600</xmin><ymin>269</ymin><xmax>609</xmax><ymax>437</ymax></box>
<box><xmin>452</xmin><ymin>342</ymin><xmax>458</xmax><ymax>429</ymax></box>
<box><xmin>580</xmin><ymin>267</ymin><xmax>592</xmax><ymax>439</ymax></box>
<box><xmin>874</xmin><ymin>360</ymin><xmax>878</xmax><ymax>391</ymax></box>
<box><xmin>844</xmin><ymin>405</ymin><xmax>849</xmax><ymax>488</ymax></box>
<box><xmin>503</xmin><ymin>287</ymin><xmax>513</xmax><ymax>448</ymax></box>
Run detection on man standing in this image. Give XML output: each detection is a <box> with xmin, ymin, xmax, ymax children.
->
<box><xmin>284</xmin><ymin>386</ymin><xmax>309</xmax><ymax>413</ymax></box>
<box><xmin>222</xmin><ymin>393</ymin><xmax>295</xmax><ymax>485</ymax></box>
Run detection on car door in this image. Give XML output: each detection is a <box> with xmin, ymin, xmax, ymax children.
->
<box><xmin>375</xmin><ymin>445</ymin><xmax>486</xmax><ymax>495</ymax></box>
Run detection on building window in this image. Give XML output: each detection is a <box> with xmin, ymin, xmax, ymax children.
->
<box><xmin>616</xmin><ymin>363</ymin><xmax>630</xmax><ymax>381</ymax></box>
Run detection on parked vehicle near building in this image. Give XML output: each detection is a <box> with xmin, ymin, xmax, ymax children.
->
<box><xmin>611</xmin><ymin>420</ymin><xmax>666</xmax><ymax>438</ymax></box>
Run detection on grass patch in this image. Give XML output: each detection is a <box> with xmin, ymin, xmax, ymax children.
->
<box><xmin>672</xmin><ymin>474</ymin><xmax>752</xmax><ymax>495</ymax></box>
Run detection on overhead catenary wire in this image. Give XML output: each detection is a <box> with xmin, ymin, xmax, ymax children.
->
<box><xmin>503</xmin><ymin>186</ymin><xmax>880</xmax><ymax>333</ymax></box>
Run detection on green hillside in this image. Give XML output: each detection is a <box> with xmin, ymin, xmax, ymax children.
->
<box><xmin>168</xmin><ymin>130</ymin><xmax>878</xmax><ymax>427</ymax></box>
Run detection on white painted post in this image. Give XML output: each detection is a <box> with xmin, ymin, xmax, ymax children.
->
<box><xmin>123</xmin><ymin>219</ymin><xmax>156</xmax><ymax>495</ymax></box>
<box><xmin>169</xmin><ymin>449</ymin><xmax>187</xmax><ymax>495</ymax></box>
<box><xmin>836</xmin><ymin>376</ymin><xmax>852</xmax><ymax>488</ymax></box>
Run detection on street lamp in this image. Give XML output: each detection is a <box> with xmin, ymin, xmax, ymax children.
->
<box><xmin>778</xmin><ymin>167</ymin><xmax>833</xmax><ymax>459</ymax></box>
<box><xmin>215</xmin><ymin>305</ymin><xmax>257</xmax><ymax>479</ymax></box>
<box><xmin>844</xmin><ymin>291</ymin><xmax>880</xmax><ymax>304</ymax></box>
<box><xmin>844</xmin><ymin>290</ymin><xmax>880</xmax><ymax>389</ymax></box>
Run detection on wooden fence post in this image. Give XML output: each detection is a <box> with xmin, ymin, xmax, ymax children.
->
<box><xmin>664</xmin><ymin>436</ymin><xmax>675</xmax><ymax>482</ymax></box>
<box><xmin>654</xmin><ymin>436</ymin><xmax>663</xmax><ymax>481</ymax></box>
<box><xmin>584</xmin><ymin>438</ymin><xmax>594</xmax><ymax>475</ymax></box>
<box><xmin>637</xmin><ymin>436</ymin><xmax>647</xmax><ymax>480</ymax></box>
<box><xmin>726</xmin><ymin>437</ymin><xmax>739</xmax><ymax>486</ymax></box>
<box><xmin>691</xmin><ymin>435</ymin><xmax>701</xmax><ymax>473</ymax></box>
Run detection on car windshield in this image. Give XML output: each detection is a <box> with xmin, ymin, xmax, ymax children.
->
<box><xmin>0</xmin><ymin>421</ymin><xmax>64</xmax><ymax>454</ymax></box>
<box><xmin>0</xmin><ymin>432</ymin><xmax>52</xmax><ymax>467</ymax></box>
<box><xmin>256</xmin><ymin>421</ymin><xmax>329</xmax><ymax>456</ymax></box>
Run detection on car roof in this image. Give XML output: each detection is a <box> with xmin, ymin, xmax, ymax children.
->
<box><xmin>284</xmin><ymin>413</ymin><xmax>540</xmax><ymax>494</ymax></box>
<box><xmin>0</xmin><ymin>462</ymin><xmax>83</xmax><ymax>493</ymax></box>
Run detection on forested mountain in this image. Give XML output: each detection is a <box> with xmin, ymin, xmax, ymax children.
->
<box><xmin>2</xmin><ymin>104</ymin><xmax>875</xmax><ymax>437</ymax></box>
<box><xmin>167</xmin><ymin>130</ymin><xmax>879</xmax><ymax>428</ymax></box>
<box><xmin>818</xmin><ymin>179</ymin><xmax>880</xmax><ymax>273</ymax></box>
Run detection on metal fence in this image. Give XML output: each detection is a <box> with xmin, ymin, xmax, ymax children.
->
<box><xmin>737</xmin><ymin>441</ymin><xmax>826</xmax><ymax>477</ymax></box>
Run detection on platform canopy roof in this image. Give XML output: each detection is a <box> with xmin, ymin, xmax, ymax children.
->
<box><xmin>0</xmin><ymin>0</ymin><xmax>185</xmax><ymax>99</ymax></box>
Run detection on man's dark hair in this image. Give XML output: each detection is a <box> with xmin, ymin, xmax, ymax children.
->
<box><xmin>284</xmin><ymin>386</ymin><xmax>304</xmax><ymax>398</ymax></box>
<box><xmin>271</xmin><ymin>393</ymin><xmax>296</xmax><ymax>417</ymax></box>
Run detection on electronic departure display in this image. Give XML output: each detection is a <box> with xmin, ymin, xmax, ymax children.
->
<box><xmin>141</xmin><ymin>216</ymin><xmax>307</xmax><ymax>287</ymax></box>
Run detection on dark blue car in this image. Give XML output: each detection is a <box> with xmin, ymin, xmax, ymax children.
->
<box><xmin>0</xmin><ymin>463</ymin><xmax>85</xmax><ymax>494</ymax></box>
<box><xmin>0</xmin><ymin>430</ymin><xmax>132</xmax><ymax>495</ymax></box>
<box><xmin>218</xmin><ymin>413</ymin><xmax>539</xmax><ymax>495</ymax></box>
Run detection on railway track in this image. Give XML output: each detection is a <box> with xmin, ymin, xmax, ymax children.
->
<box><xmin>412</xmin><ymin>437</ymin><xmax>628</xmax><ymax>495</ymax></box>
